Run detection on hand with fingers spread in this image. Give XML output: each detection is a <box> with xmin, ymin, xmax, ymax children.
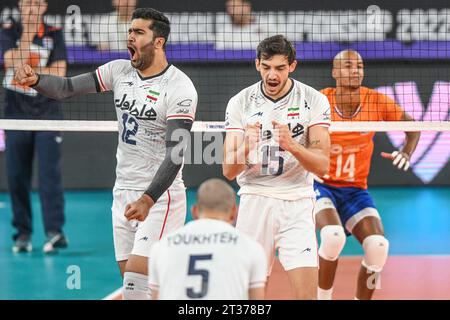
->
<box><xmin>272</xmin><ymin>120</ymin><xmax>294</xmax><ymax>152</ymax></box>
<box><xmin>124</xmin><ymin>194</ymin><xmax>155</xmax><ymax>222</ymax></box>
<box><xmin>14</xmin><ymin>64</ymin><xmax>39</xmax><ymax>87</ymax></box>
<box><xmin>381</xmin><ymin>151</ymin><xmax>410</xmax><ymax>171</ymax></box>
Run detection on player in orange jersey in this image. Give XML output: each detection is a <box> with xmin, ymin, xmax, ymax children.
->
<box><xmin>314</xmin><ymin>50</ymin><xmax>421</xmax><ymax>300</ymax></box>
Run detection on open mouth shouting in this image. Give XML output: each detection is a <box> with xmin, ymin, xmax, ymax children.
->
<box><xmin>128</xmin><ymin>45</ymin><xmax>137</xmax><ymax>61</ymax></box>
<box><xmin>265</xmin><ymin>80</ymin><xmax>280</xmax><ymax>93</ymax></box>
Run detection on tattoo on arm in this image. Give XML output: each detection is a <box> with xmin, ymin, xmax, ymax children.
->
<box><xmin>309</xmin><ymin>139</ymin><xmax>321</xmax><ymax>146</ymax></box>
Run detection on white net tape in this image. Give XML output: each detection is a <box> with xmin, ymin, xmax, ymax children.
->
<box><xmin>0</xmin><ymin>120</ymin><xmax>449</xmax><ymax>132</ymax></box>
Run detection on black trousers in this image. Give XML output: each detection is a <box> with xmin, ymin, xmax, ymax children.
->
<box><xmin>5</xmin><ymin>130</ymin><xmax>65</xmax><ymax>239</ymax></box>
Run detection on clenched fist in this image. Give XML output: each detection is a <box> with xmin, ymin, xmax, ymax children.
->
<box><xmin>244</xmin><ymin>122</ymin><xmax>261</xmax><ymax>152</ymax></box>
<box><xmin>124</xmin><ymin>194</ymin><xmax>155</xmax><ymax>222</ymax></box>
<box><xmin>272</xmin><ymin>120</ymin><xmax>295</xmax><ymax>152</ymax></box>
<box><xmin>244</xmin><ymin>122</ymin><xmax>261</xmax><ymax>164</ymax></box>
<box><xmin>14</xmin><ymin>64</ymin><xmax>39</xmax><ymax>87</ymax></box>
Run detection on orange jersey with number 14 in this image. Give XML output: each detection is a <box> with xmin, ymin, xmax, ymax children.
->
<box><xmin>320</xmin><ymin>87</ymin><xmax>404</xmax><ymax>189</ymax></box>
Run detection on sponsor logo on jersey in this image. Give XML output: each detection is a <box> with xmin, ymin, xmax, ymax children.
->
<box><xmin>263</xmin><ymin>123</ymin><xmax>305</xmax><ymax>140</ymax></box>
<box><xmin>250</xmin><ymin>111</ymin><xmax>263</xmax><ymax>118</ymax></box>
<box><xmin>177</xmin><ymin>99</ymin><xmax>193</xmax><ymax>107</ymax></box>
<box><xmin>125</xmin><ymin>283</ymin><xmax>135</xmax><ymax>291</ymax></box>
<box><xmin>323</xmin><ymin>108</ymin><xmax>331</xmax><ymax>121</ymax></box>
<box><xmin>176</xmin><ymin>108</ymin><xmax>192</xmax><ymax>115</ymax></box>
<box><xmin>115</xmin><ymin>94</ymin><xmax>157</xmax><ymax>120</ymax></box>
<box><xmin>288</xmin><ymin>122</ymin><xmax>305</xmax><ymax>138</ymax></box>
<box><xmin>301</xmin><ymin>247</ymin><xmax>312</xmax><ymax>254</ymax></box>
<box><xmin>304</xmin><ymin>99</ymin><xmax>310</xmax><ymax>110</ymax></box>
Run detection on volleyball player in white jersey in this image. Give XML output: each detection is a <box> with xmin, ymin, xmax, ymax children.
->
<box><xmin>222</xmin><ymin>35</ymin><xmax>331</xmax><ymax>299</ymax></box>
<box><xmin>149</xmin><ymin>179</ymin><xmax>267</xmax><ymax>300</ymax></box>
<box><xmin>14</xmin><ymin>8</ymin><xmax>197</xmax><ymax>300</ymax></box>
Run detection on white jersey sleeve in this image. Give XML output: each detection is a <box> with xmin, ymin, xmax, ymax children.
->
<box><xmin>249</xmin><ymin>242</ymin><xmax>267</xmax><ymax>289</ymax></box>
<box><xmin>225</xmin><ymin>95</ymin><xmax>245</xmax><ymax>132</ymax></box>
<box><xmin>94</xmin><ymin>59</ymin><xmax>130</xmax><ymax>92</ymax></box>
<box><xmin>308</xmin><ymin>91</ymin><xmax>331</xmax><ymax>128</ymax></box>
<box><xmin>165</xmin><ymin>75</ymin><xmax>198</xmax><ymax>122</ymax></box>
<box><xmin>148</xmin><ymin>242</ymin><xmax>161</xmax><ymax>291</ymax></box>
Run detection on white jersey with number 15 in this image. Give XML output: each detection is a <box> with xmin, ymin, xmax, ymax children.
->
<box><xmin>225</xmin><ymin>79</ymin><xmax>331</xmax><ymax>200</ymax></box>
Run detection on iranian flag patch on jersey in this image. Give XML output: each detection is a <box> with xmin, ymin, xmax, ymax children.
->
<box><xmin>146</xmin><ymin>89</ymin><xmax>160</xmax><ymax>103</ymax></box>
<box><xmin>287</xmin><ymin>106</ymin><xmax>300</xmax><ymax>119</ymax></box>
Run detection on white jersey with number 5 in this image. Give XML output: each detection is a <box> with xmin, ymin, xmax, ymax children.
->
<box><xmin>149</xmin><ymin>219</ymin><xmax>267</xmax><ymax>300</ymax></box>
<box><xmin>94</xmin><ymin>60</ymin><xmax>198</xmax><ymax>191</ymax></box>
<box><xmin>225</xmin><ymin>79</ymin><xmax>331</xmax><ymax>200</ymax></box>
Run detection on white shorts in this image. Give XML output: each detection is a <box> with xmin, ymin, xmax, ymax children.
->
<box><xmin>236</xmin><ymin>194</ymin><xmax>318</xmax><ymax>275</ymax></box>
<box><xmin>112</xmin><ymin>188</ymin><xmax>186</xmax><ymax>261</ymax></box>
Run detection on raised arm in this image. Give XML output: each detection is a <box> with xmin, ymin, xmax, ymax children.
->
<box><xmin>14</xmin><ymin>64</ymin><xmax>98</xmax><ymax>100</ymax></box>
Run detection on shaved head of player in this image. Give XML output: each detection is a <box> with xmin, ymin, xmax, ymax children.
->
<box><xmin>191</xmin><ymin>178</ymin><xmax>237</xmax><ymax>223</ymax></box>
<box><xmin>330</xmin><ymin>50</ymin><xmax>365</xmax><ymax>117</ymax></box>
<box><xmin>332</xmin><ymin>50</ymin><xmax>364</xmax><ymax>90</ymax></box>
<box><xmin>149</xmin><ymin>179</ymin><xmax>267</xmax><ymax>300</ymax></box>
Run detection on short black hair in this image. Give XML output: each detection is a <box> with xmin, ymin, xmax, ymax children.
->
<box><xmin>132</xmin><ymin>8</ymin><xmax>170</xmax><ymax>49</ymax></box>
<box><xmin>257</xmin><ymin>35</ymin><xmax>296</xmax><ymax>64</ymax></box>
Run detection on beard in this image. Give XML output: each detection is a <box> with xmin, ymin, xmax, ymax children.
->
<box><xmin>130</xmin><ymin>40</ymin><xmax>155</xmax><ymax>71</ymax></box>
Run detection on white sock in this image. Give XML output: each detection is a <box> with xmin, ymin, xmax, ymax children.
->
<box><xmin>122</xmin><ymin>272</ymin><xmax>151</xmax><ymax>300</ymax></box>
<box><xmin>318</xmin><ymin>287</ymin><xmax>333</xmax><ymax>300</ymax></box>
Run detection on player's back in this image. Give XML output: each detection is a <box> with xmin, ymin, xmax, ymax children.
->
<box><xmin>149</xmin><ymin>219</ymin><xmax>267</xmax><ymax>300</ymax></box>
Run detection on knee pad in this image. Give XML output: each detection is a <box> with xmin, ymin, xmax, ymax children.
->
<box><xmin>318</xmin><ymin>225</ymin><xmax>346</xmax><ymax>261</ymax></box>
<box><xmin>123</xmin><ymin>272</ymin><xmax>151</xmax><ymax>300</ymax></box>
<box><xmin>362</xmin><ymin>235</ymin><xmax>389</xmax><ymax>273</ymax></box>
